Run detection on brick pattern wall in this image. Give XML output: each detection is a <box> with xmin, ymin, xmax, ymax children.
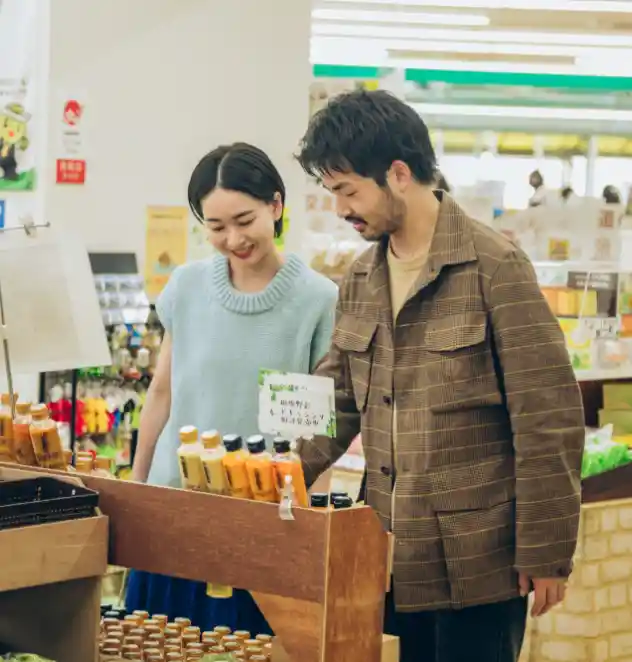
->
<box><xmin>520</xmin><ymin>499</ymin><xmax>632</xmax><ymax>662</ymax></box>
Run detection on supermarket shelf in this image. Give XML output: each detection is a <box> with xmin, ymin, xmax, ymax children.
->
<box><xmin>575</xmin><ymin>367</ymin><xmax>632</xmax><ymax>382</ymax></box>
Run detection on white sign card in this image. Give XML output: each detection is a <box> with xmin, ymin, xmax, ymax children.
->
<box><xmin>258</xmin><ymin>370</ymin><xmax>336</xmax><ymax>438</ymax></box>
<box><xmin>0</xmin><ymin>225</ymin><xmax>111</xmax><ymax>373</ymax></box>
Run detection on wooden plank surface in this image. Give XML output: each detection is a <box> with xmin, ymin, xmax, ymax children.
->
<box><xmin>253</xmin><ymin>593</ymin><xmax>323</xmax><ymax>662</ymax></box>
<box><xmin>0</xmin><ymin>515</ymin><xmax>108</xmax><ymax>592</ymax></box>
<box><xmin>80</xmin><ymin>476</ymin><xmax>329</xmax><ymax>602</ymax></box>
<box><xmin>323</xmin><ymin>507</ymin><xmax>388</xmax><ymax>662</ymax></box>
<box><xmin>0</xmin><ymin>466</ymin><xmax>329</xmax><ymax>602</ymax></box>
<box><xmin>0</xmin><ymin>577</ymin><xmax>101</xmax><ymax>662</ymax></box>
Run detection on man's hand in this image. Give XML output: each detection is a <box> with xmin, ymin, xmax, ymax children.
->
<box><xmin>519</xmin><ymin>573</ymin><xmax>567</xmax><ymax>617</ymax></box>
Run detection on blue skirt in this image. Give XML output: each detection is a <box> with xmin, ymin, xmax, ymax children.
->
<box><xmin>125</xmin><ymin>570</ymin><xmax>273</xmax><ymax>635</ymax></box>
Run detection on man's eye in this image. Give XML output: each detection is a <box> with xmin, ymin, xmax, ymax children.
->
<box><xmin>211</xmin><ymin>226</ymin><xmax>224</xmax><ymax>233</ymax></box>
<box><xmin>238</xmin><ymin>219</ymin><xmax>254</xmax><ymax>227</ymax></box>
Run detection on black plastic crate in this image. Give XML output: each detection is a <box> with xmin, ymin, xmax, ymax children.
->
<box><xmin>0</xmin><ymin>476</ymin><xmax>99</xmax><ymax>530</ymax></box>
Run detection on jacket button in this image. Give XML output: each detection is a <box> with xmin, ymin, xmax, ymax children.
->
<box><xmin>380</xmin><ymin>466</ymin><xmax>391</xmax><ymax>477</ymax></box>
<box><xmin>383</xmin><ymin>395</ymin><xmax>392</xmax><ymax>406</ymax></box>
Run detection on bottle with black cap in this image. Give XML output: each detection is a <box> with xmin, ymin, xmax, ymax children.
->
<box><xmin>310</xmin><ymin>493</ymin><xmax>330</xmax><ymax>509</ymax></box>
<box><xmin>332</xmin><ymin>495</ymin><xmax>354</xmax><ymax>509</ymax></box>
<box><xmin>272</xmin><ymin>437</ymin><xmax>308</xmax><ymax>507</ymax></box>
<box><xmin>245</xmin><ymin>434</ymin><xmax>277</xmax><ymax>502</ymax></box>
<box><xmin>221</xmin><ymin>434</ymin><xmax>252</xmax><ymax>499</ymax></box>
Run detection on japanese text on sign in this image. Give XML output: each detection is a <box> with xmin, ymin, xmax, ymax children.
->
<box><xmin>258</xmin><ymin>370</ymin><xmax>336</xmax><ymax>438</ymax></box>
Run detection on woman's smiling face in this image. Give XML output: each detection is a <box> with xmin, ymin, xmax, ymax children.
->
<box><xmin>201</xmin><ymin>188</ymin><xmax>282</xmax><ymax>265</ymax></box>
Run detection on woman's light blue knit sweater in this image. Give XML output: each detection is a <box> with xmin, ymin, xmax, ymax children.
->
<box><xmin>147</xmin><ymin>253</ymin><xmax>338</xmax><ymax>488</ymax></box>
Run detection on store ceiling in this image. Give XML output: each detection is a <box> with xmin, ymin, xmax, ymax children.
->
<box><xmin>311</xmin><ymin>0</ymin><xmax>632</xmax><ymax>75</ymax></box>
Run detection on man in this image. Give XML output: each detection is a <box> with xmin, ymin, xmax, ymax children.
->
<box><xmin>296</xmin><ymin>90</ymin><xmax>584</xmax><ymax>662</ymax></box>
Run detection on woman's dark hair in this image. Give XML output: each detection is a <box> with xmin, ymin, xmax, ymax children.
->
<box><xmin>188</xmin><ymin>142</ymin><xmax>286</xmax><ymax>238</ymax></box>
<box><xmin>297</xmin><ymin>89</ymin><xmax>437</xmax><ymax>186</ymax></box>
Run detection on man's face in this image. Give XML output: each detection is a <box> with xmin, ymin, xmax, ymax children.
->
<box><xmin>320</xmin><ymin>170</ymin><xmax>406</xmax><ymax>242</ymax></box>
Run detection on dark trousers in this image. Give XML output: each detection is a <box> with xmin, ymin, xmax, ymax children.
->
<box><xmin>384</xmin><ymin>591</ymin><xmax>528</xmax><ymax>662</ymax></box>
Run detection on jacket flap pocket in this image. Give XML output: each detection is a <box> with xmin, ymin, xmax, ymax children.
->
<box><xmin>425</xmin><ymin>312</ymin><xmax>487</xmax><ymax>352</ymax></box>
<box><xmin>333</xmin><ymin>315</ymin><xmax>378</xmax><ymax>353</ymax></box>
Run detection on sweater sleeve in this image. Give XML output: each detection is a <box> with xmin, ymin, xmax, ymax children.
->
<box><xmin>309</xmin><ymin>283</ymin><xmax>338</xmax><ymax>372</ymax></box>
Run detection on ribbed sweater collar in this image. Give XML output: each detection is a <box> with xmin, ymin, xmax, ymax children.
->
<box><xmin>210</xmin><ymin>252</ymin><xmax>304</xmax><ymax>314</ymax></box>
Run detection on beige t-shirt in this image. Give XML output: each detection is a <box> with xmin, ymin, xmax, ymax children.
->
<box><xmin>387</xmin><ymin>244</ymin><xmax>426</xmax><ymax>515</ymax></box>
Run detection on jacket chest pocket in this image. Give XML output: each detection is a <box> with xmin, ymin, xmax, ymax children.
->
<box><xmin>332</xmin><ymin>314</ymin><xmax>378</xmax><ymax>412</ymax></box>
<box><xmin>425</xmin><ymin>311</ymin><xmax>502</xmax><ymax>413</ymax></box>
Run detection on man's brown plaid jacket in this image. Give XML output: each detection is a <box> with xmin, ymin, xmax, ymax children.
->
<box><xmin>300</xmin><ymin>193</ymin><xmax>584</xmax><ymax>612</ymax></box>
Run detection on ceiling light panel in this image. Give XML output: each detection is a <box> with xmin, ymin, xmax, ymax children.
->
<box><xmin>311</xmin><ymin>28</ymin><xmax>632</xmax><ymax>59</ymax></box>
<box><xmin>319</xmin><ymin>0</ymin><xmax>632</xmax><ymax>12</ymax></box>
<box><xmin>312</xmin><ymin>8</ymin><xmax>490</xmax><ymax>26</ymax></box>
<box><xmin>313</xmin><ymin>22</ymin><xmax>632</xmax><ymax>48</ymax></box>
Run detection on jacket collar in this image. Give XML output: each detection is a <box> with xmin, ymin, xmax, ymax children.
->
<box><xmin>352</xmin><ymin>192</ymin><xmax>478</xmax><ymax>320</ymax></box>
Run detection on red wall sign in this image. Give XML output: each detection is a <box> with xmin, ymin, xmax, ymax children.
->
<box><xmin>56</xmin><ymin>158</ymin><xmax>86</xmax><ymax>184</ymax></box>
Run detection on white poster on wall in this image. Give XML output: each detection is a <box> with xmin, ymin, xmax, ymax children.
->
<box><xmin>0</xmin><ymin>0</ymin><xmax>40</xmax><ymax>193</ymax></box>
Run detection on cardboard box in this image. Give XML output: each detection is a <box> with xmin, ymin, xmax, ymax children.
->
<box><xmin>598</xmin><ymin>409</ymin><xmax>632</xmax><ymax>435</ymax></box>
<box><xmin>603</xmin><ymin>383</ymin><xmax>632</xmax><ymax>411</ymax></box>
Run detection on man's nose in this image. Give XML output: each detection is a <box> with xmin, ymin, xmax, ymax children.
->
<box><xmin>335</xmin><ymin>197</ymin><xmax>351</xmax><ymax>219</ymax></box>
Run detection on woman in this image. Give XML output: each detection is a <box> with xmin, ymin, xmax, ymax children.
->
<box><xmin>127</xmin><ymin>142</ymin><xmax>338</xmax><ymax>631</ymax></box>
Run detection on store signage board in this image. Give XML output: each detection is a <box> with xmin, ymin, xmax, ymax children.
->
<box><xmin>0</xmin><ymin>225</ymin><xmax>111</xmax><ymax>373</ymax></box>
<box><xmin>258</xmin><ymin>369</ymin><xmax>336</xmax><ymax>438</ymax></box>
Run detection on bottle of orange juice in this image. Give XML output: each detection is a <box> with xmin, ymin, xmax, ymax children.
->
<box><xmin>221</xmin><ymin>434</ymin><xmax>252</xmax><ymax>499</ymax></box>
<box><xmin>245</xmin><ymin>435</ymin><xmax>277</xmax><ymax>503</ymax></box>
<box><xmin>29</xmin><ymin>404</ymin><xmax>66</xmax><ymax>469</ymax></box>
<box><xmin>177</xmin><ymin>426</ymin><xmax>205</xmax><ymax>490</ymax></box>
<box><xmin>13</xmin><ymin>402</ymin><xmax>37</xmax><ymax>466</ymax></box>
<box><xmin>0</xmin><ymin>393</ymin><xmax>16</xmax><ymax>462</ymax></box>
<box><xmin>272</xmin><ymin>437</ymin><xmax>308</xmax><ymax>507</ymax></box>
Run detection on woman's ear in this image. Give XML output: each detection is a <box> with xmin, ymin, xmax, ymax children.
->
<box><xmin>272</xmin><ymin>192</ymin><xmax>283</xmax><ymax>220</ymax></box>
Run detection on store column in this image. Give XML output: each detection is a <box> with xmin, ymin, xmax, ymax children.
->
<box><xmin>47</xmin><ymin>0</ymin><xmax>311</xmax><ymax>258</ymax></box>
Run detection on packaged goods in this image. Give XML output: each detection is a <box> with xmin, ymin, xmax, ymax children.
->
<box><xmin>271</xmin><ymin>438</ymin><xmax>308</xmax><ymax>507</ymax></box>
<box><xmin>200</xmin><ymin>430</ymin><xmax>228</xmax><ymax>494</ymax></box>
<box><xmin>245</xmin><ymin>435</ymin><xmax>276</xmax><ymax>503</ymax></box>
<box><xmin>221</xmin><ymin>435</ymin><xmax>252</xmax><ymax>499</ymax></box>
<box><xmin>29</xmin><ymin>404</ymin><xmax>65</xmax><ymax>469</ymax></box>
<box><xmin>177</xmin><ymin>426</ymin><xmax>205</xmax><ymax>490</ymax></box>
<box><xmin>12</xmin><ymin>402</ymin><xmax>36</xmax><ymax>466</ymax></box>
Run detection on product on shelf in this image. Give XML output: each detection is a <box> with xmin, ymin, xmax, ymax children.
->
<box><xmin>271</xmin><ymin>437</ymin><xmax>308</xmax><ymax>507</ymax></box>
<box><xmin>177</xmin><ymin>426</ymin><xmax>205</xmax><ymax>491</ymax></box>
<box><xmin>583</xmin><ymin>424</ymin><xmax>632</xmax><ymax>478</ymax></box>
<box><xmin>221</xmin><ymin>434</ymin><xmax>253</xmax><ymax>499</ymax></box>
<box><xmin>0</xmin><ymin>392</ymin><xmax>16</xmax><ymax>462</ymax></box>
<box><xmin>245</xmin><ymin>435</ymin><xmax>276</xmax><ymax>503</ymax></box>
<box><xmin>99</xmin><ymin>613</ymin><xmax>274</xmax><ymax>660</ymax></box>
<box><xmin>29</xmin><ymin>403</ymin><xmax>66</xmax><ymax>469</ymax></box>
<box><xmin>12</xmin><ymin>402</ymin><xmax>36</xmax><ymax>466</ymax></box>
<box><xmin>310</xmin><ymin>493</ymin><xmax>329</xmax><ymax>509</ymax></box>
<box><xmin>200</xmin><ymin>430</ymin><xmax>228</xmax><ymax>495</ymax></box>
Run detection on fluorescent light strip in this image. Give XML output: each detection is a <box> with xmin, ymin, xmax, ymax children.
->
<box><xmin>410</xmin><ymin>102</ymin><xmax>632</xmax><ymax>122</ymax></box>
<box><xmin>312</xmin><ymin>8</ymin><xmax>490</xmax><ymax>26</ymax></box>
<box><xmin>320</xmin><ymin>0</ymin><xmax>632</xmax><ymax>12</ymax></box>
<box><xmin>311</xmin><ymin>30</ymin><xmax>632</xmax><ymax>58</ymax></box>
<box><xmin>312</xmin><ymin>23</ymin><xmax>632</xmax><ymax>48</ymax></box>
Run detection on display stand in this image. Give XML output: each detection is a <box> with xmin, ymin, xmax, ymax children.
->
<box><xmin>0</xmin><ymin>512</ymin><xmax>108</xmax><ymax>662</ymax></box>
<box><xmin>0</xmin><ymin>465</ymin><xmax>389</xmax><ymax>662</ymax></box>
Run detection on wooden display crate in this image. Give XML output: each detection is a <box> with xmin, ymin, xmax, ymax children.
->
<box><xmin>0</xmin><ymin>513</ymin><xmax>108</xmax><ymax>662</ymax></box>
<box><xmin>3</xmin><ymin>465</ymin><xmax>390</xmax><ymax>662</ymax></box>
